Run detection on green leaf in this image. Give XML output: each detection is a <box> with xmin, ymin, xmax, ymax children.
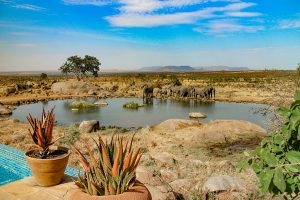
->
<box><xmin>252</xmin><ymin>163</ymin><xmax>262</xmax><ymax>173</ymax></box>
<box><xmin>286</xmin><ymin>151</ymin><xmax>300</xmax><ymax>163</ymax></box>
<box><xmin>261</xmin><ymin>150</ymin><xmax>277</xmax><ymax>166</ymax></box>
<box><xmin>289</xmin><ymin>109</ymin><xmax>300</xmax><ymax>131</ymax></box>
<box><xmin>277</xmin><ymin>107</ymin><xmax>291</xmax><ymax>119</ymax></box>
<box><xmin>237</xmin><ymin>158</ymin><xmax>250</xmax><ymax>172</ymax></box>
<box><xmin>273</xmin><ymin>167</ymin><xmax>286</xmax><ymax>193</ymax></box>
<box><xmin>294</xmin><ymin>90</ymin><xmax>300</xmax><ymax>101</ymax></box>
<box><xmin>259</xmin><ymin>169</ymin><xmax>274</xmax><ymax>192</ymax></box>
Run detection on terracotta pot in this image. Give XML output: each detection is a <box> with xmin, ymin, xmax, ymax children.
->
<box><xmin>25</xmin><ymin>146</ymin><xmax>70</xmax><ymax>187</ymax></box>
<box><xmin>69</xmin><ymin>181</ymin><xmax>152</xmax><ymax>200</ymax></box>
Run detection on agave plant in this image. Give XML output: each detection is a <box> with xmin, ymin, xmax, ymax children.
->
<box><xmin>27</xmin><ymin>107</ymin><xmax>56</xmax><ymax>158</ymax></box>
<box><xmin>73</xmin><ymin>135</ymin><xmax>142</xmax><ymax>196</ymax></box>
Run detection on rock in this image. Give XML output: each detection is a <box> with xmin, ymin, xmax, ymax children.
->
<box><xmin>94</xmin><ymin>101</ymin><xmax>108</xmax><ymax>106</ymax></box>
<box><xmin>202</xmin><ymin>175</ymin><xmax>246</xmax><ymax>192</ymax></box>
<box><xmin>78</xmin><ymin>120</ymin><xmax>100</xmax><ymax>133</ymax></box>
<box><xmin>159</xmin><ymin>169</ymin><xmax>178</xmax><ymax>182</ymax></box>
<box><xmin>189</xmin><ymin>112</ymin><xmax>207</xmax><ymax>118</ymax></box>
<box><xmin>154</xmin><ymin>119</ymin><xmax>201</xmax><ymax>131</ymax></box>
<box><xmin>136</xmin><ymin>166</ymin><xmax>176</xmax><ymax>200</ymax></box>
<box><xmin>87</xmin><ymin>89</ymin><xmax>98</xmax><ymax>95</ymax></box>
<box><xmin>1</xmin><ymin>86</ymin><xmax>16</xmax><ymax>96</ymax></box>
<box><xmin>51</xmin><ymin>81</ymin><xmax>95</xmax><ymax>95</ymax></box>
<box><xmin>189</xmin><ymin>159</ymin><xmax>204</xmax><ymax>167</ymax></box>
<box><xmin>151</xmin><ymin>152</ymin><xmax>177</xmax><ymax>166</ymax></box>
<box><xmin>169</xmin><ymin>179</ymin><xmax>194</xmax><ymax>193</ymax></box>
<box><xmin>190</xmin><ymin>120</ymin><xmax>267</xmax><ymax>146</ymax></box>
<box><xmin>0</xmin><ymin>105</ymin><xmax>12</xmax><ymax>115</ymax></box>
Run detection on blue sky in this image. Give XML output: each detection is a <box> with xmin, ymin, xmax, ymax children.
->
<box><xmin>0</xmin><ymin>0</ymin><xmax>299</xmax><ymax>71</ymax></box>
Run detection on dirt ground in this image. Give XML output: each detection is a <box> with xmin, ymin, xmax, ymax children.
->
<box><xmin>0</xmin><ymin>70</ymin><xmax>297</xmax><ymax>106</ymax></box>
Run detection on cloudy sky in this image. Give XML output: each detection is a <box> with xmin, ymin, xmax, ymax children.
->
<box><xmin>0</xmin><ymin>0</ymin><xmax>299</xmax><ymax>71</ymax></box>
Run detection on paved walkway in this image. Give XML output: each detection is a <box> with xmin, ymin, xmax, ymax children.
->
<box><xmin>0</xmin><ymin>175</ymin><xmax>76</xmax><ymax>200</ymax></box>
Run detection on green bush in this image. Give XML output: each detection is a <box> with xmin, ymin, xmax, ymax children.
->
<box><xmin>123</xmin><ymin>102</ymin><xmax>140</xmax><ymax>109</ymax></box>
<box><xmin>239</xmin><ymin>91</ymin><xmax>300</xmax><ymax>198</ymax></box>
<box><xmin>59</xmin><ymin>125</ymin><xmax>80</xmax><ymax>147</ymax></box>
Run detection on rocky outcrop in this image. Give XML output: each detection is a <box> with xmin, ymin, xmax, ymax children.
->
<box><xmin>0</xmin><ymin>105</ymin><xmax>12</xmax><ymax>115</ymax></box>
<box><xmin>136</xmin><ymin>166</ymin><xmax>176</xmax><ymax>200</ymax></box>
<box><xmin>94</xmin><ymin>101</ymin><xmax>108</xmax><ymax>106</ymax></box>
<box><xmin>202</xmin><ymin>175</ymin><xmax>246</xmax><ymax>192</ymax></box>
<box><xmin>189</xmin><ymin>112</ymin><xmax>207</xmax><ymax>118</ymax></box>
<box><xmin>191</xmin><ymin>120</ymin><xmax>267</xmax><ymax>146</ymax></box>
<box><xmin>51</xmin><ymin>81</ymin><xmax>97</xmax><ymax>95</ymax></box>
<box><xmin>154</xmin><ymin>119</ymin><xmax>201</xmax><ymax>131</ymax></box>
<box><xmin>78</xmin><ymin>120</ymin><xmax>100</xmax><ymax>133</ymax></box>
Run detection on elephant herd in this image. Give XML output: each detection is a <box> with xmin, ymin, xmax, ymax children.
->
<box><xmin>143</xmin><ymin>85</ymin><xmax>216</xmax><ymax>100</ymax></box>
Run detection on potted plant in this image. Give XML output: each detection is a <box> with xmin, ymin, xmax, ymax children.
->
<box><xmin>69</xmin><ymin>135</ymin><xmax>152</xmax><ymax>200</ymax></box>
<box><xmin>25</xmin><ymin>107</ymin><xmax>70</xmax><ymax>186</ymax></box>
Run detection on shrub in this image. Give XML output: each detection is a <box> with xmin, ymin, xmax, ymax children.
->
<box><xmin>239</xmin><ymin>91</ymin><xmax>300</xmax><ymax>198</ymax></box>
<box><xmin>26</xmin><ymin>107</ymin><xmax>56</xmax><ymax>158</ymax></box>
<box><xmin>59</xmin><ymin>125</ymin><xmax>80</xmax><ymax>147</ymax></box>
<box><xmin>69</xmin><ymin>101</ymin><xmax>97</xmax><ymax>110</ymax></box>
<box><xmin>73</xmin><ymin>135</ymin><xmax>142</xmax><ymax>195</ymax></box>
<box><xmin>123</xmin><ymin>102</ymin><xmax>140</xmax><ymax>109</ymax></box>
<box><xmin>40</xmin><ymin>73</ymin><xmax>48</xmax><ymax>80</ymax></box>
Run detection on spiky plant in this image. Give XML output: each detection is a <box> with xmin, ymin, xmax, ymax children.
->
<box><xmin>73</xmin><ymin>135</ymin><xmax>142</xmax><ymax>196</ymax></box>
<box><xmin>27</xmin><ymin>107</ymin><xmax>56</xmax><ymax>158</ymax></box>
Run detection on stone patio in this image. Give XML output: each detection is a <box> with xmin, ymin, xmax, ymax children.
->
<box><xmin>0</xmin><ymin>175</ymin><xmax>76</xmax><ymax>200</ymax></box>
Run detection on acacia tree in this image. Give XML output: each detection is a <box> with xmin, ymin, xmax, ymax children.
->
<box><xmin>59</xmin><ymin>55</ymin><xmax>101</xmax><ymax>80</ymax></box>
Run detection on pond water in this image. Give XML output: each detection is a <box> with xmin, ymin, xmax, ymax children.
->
<box><xmin>10</xmin><ymin>98</ymin><xmax>268</xmax><ymax>128</ymax></box>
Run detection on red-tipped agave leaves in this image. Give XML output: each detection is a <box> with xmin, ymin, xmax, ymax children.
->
<box><xmin>26</xmin><ymin>107</ymin><xmax>56</xmax><ymax>153</ymax></box>
<box><xmin>74</xmin><ymin>134</ymin><xmax>143</xmax><ymax>196</ymax></box>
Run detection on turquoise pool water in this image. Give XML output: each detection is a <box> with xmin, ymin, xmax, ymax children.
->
<box><xmin>0</xmin><ymin>144</ymin><xmax>78</xmax><ymax>186</ymax></box>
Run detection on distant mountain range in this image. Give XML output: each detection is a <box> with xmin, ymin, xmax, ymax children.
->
<box><xmin>139</xmin><ymin>66</ymin><xmax>249</xmax><ymax>72</ymax></box>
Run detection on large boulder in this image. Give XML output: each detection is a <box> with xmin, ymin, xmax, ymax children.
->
<box><xmin>51</xmin><ymin>81</ymin><xmax>96</xmax><ymax>95</ymax></box>
<box><xmin>0</xmin><ymin>86</ymin><xmax>16</xmax><ymax>96</ymax></box>
<box><xmin>0</xmin><ymin>105</ymin><xmax>12</xmax><ymax>115</ymax></box>
<box><xmin>191</xmin><ymin>120</ymin><xmax>267</xmax><ymax>146</ymax></box>
<box><xmin>136</xmin><ymin>166</ymin><xmax>176</xmax><ymax>200</ymax></box>
<box><xmin>202</xmin><ymin>175</ymin><xmax>246</xmax><ymax>192</ymax></box>
<box><xmin>154</xmin><ymin>119</ymin><xmax>201</xmax><ymax>132</ymax></box>
<box><xmin>189</xmin><ymin>112</ymin><xmax>207</xmax><ymax>118</ymax></box>
<box><xmin>78</xmin><ymin>120</ymin><xmax>100</xmax><ymax>133</ymax></box>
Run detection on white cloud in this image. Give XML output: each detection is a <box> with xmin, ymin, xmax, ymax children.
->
<box><xmin>13</xmin><ymin>4</ymin><xmax>45</xmax><ymax>11</ymax></box>
<box><xmin>9</xmin><ymin>32</ymin><xmax>35</xmax><ymax>36</ymax></box>
<box><xmin>225</xmin><ymin>11</ymin><xmax>261</xmax><ymax>17</ymax></box>
<box><xmin>278</xmin><ymin>19</ymin><xmax>300</xmax><ymax>29</ymax></box>
<box><xmin>194</xmin><ymin>19</ymin><xmax>264</xmax><ymax>35</ymax></box>
<box><xmin>118</xmin><ymin>0</ymin><xmax>241</xmax><ymax>13</ymax></box>
<box><xmin>63</xmin><ymin>0</ymin><xmax>111</xmax><ymax>6</ymax></box>
<box><xmin>14</xmin><ymin>43</ymin><xmax>37</xmax><ymax>47</ymax></box>
<box><xmin>107</xmin><ymin>2</ymin><xmax>259</xmax><ymax>27</ymax></box>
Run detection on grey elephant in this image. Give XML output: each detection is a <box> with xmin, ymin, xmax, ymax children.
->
<box><xmin>202</xmin><ymin>86</ymin><xmax>215</xmax><ymax>99</ymax></box>
<box><xmin>142</xmin><ymin>85</ymin><xmax>153</xmax><ymax>101</ymax></box>
<box><xmin>170</xmin><ymin>86</ymin><xmax>181</xmax><ymax>98</ymax></box>
<box><xmin>179</xmin><ymin>86</ymin><xmax>194</xmax><ymax>98</ymax></box>
<box><xmin>193</xmin><ymin>88</ymin><xmax>205</xmax><ymax>99</ymax></box>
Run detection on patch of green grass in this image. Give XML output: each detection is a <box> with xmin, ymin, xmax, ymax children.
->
<box><xmin>69</xmin><ymin>101</ymin><xmax>97</xmax><ymax>110</ymax></box>
<box><xmin>123</xmin><ymin>101</ymin><xmax>140</xmax><ymax>109</ymax></box>
<box><xmin>59</xmin><ymin>125</ymin><xmax>80</xmax><ymax>147</ymax></box>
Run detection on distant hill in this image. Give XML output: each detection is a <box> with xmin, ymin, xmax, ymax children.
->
<box><xmin>139</xmin><ymin>66</ymin><xmax>249</xmax><ymax>72</ymax></box>
<box><xmin>140</xmin><ymin>66</ymin><xmax>194</xmax><ymax>72</ymax></box>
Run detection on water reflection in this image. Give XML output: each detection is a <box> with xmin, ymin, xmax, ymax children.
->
<box><xmin>10</xmin><ymin>98</ymin><xmax>268</xmax><ymax>128</ymax></box>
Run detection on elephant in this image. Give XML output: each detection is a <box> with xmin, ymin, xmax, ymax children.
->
<box><xmin>142</xmin><ymin>85</ymin><xmax>153</xmax><ymax>101</ymax></box>
<box><xmin>193</xmin><ymin>88</ymin><xmax>205</xmax><ymax>99</ymax></box>
<box><xmin>170</xmin><ymin>86</ymin><xmax>181</xmax><ymax>98</ymax></box>
<box><xmin>160</xmin><ymin>86</ymin><xmax>172</xmax><ymax>98</ymax></box>
<box><xmin>179</xmin><ymin>86</ymin><xmax>194</xmax><ymax>98</ymax></box>
<box><xmin>202</xmin><ymin>86</ymin><xmax>215</xmax><ymax>99</ymax></box>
